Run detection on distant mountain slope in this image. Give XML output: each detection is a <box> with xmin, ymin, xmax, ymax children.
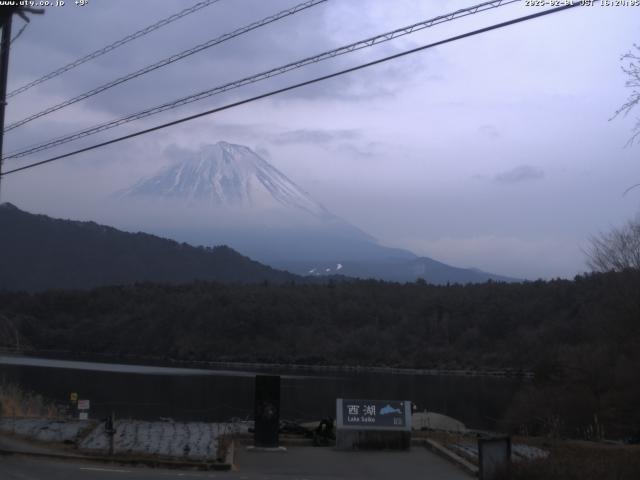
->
<box><xmin>114</xmin><ymin>141</ymin><xmax>519</xmax><ymax>284</ymax></box>
<box><xmin>115</xmin><ymin>141</ymin><xmax>418</xmax><ymax>263</ymax></box>
<box><xmin>275</xmin><ymin>257</ymin><xmax>519</xmax><ymax>284</ymax></box>
<box><xmin>0</xmin><ymin>203</ymin><xmax>298</xmax><ymax>291</ymax></box>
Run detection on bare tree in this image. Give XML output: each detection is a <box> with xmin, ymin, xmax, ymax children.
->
<box><xmin>612</xmin><ymin>43</ymin><xmax>640</xmax><ymax>146</ymax></box>
<box><xmin>586</xmin><ymin>216</ymin><xmax>640</xmax><ymax>272</ymax></box>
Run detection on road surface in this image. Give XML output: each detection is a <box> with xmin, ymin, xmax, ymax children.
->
<box><xmin>0</xmin><ymin>447</ymin><xmax>471</xmax><ymax>479</ymax></box>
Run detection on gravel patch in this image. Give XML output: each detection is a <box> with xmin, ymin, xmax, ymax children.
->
<box><xmin>79</xmin><ymin>419</ymin><xmax>248</xmax><ymax>460</ymax></box>
<box><xmin>0</xmin><ymin>418</ymin><xmax>93</xmax><ymax>443</ymax></box>
<box><xmin>512</xmin><ymin>444</ymin><xmax>550</xmax><ymax>460</ymax></box>
<box><xmin>450</xmin><ymin>441</ymin><xmax>548</xmax><ymax>462</ymax></box>
<box><xmin>0</xmin><ymin>417</ymin><xmax>250</xmax><ymax>461</ymax></box>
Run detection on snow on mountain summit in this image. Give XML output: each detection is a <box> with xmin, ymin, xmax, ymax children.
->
<box><xmin>120</xmin><ymin>141</ymin><xmax>331</xmax><ymax>218</ymax></box>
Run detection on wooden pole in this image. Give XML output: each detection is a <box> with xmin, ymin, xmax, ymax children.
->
<box><xmin>0</xmin><ymin>12</ymin><xmax>13</xmax><ymax>198</ymax></box>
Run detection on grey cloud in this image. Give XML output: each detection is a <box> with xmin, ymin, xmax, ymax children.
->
<box><xmin>494</xmin><ymin>165</ymin><xmax>545</xmax><ymax>184</ymax></box>
<box><xmin>271</xmin><ymin>128</ymin><xmax>361</xmax><ymax>145</ymax></box>
<box><xmin>274</xmin><ymin>45</ymin><xmax>443</xmax><ymax>103</ymax></box>
<box><xmin>206</xmin><ymin>122</ymin><xmax>267</xmax><ymax>141</ymax></box>
<box><xmin>163</xmin><ymin>145</ymin><xmax>191</xmax><ymax>163</ymax></box>
<box><xmin>478</xmin><ymin>124</ymin><xmax>500</xmax><ymax>139</ymax></box>
<box><xmin>8</xmin><ymin>0</ymin><xmax>335</xmax><ymax>120</ymax></box>
<box><xmin>254</xmin><ymin>146</ymin><xmax>272</xmax><ymax>160</ymax></box>
<box><xmin>334</xmin><ymin>141</ymin><xmax>382</xmax><ymax>160</ymax></box>
<box><xmin>9</xmin><ymin>0</ymin><xmax>445</xmax><ymax>125</ymax></box>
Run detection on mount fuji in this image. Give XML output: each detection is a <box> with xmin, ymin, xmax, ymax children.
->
<box><xmin>119</xmin><ymin>142</ymin><xmax>331</xmax><ymax>219</ymax></box>
<box><xmin>116</xmin><ymin>141</ymin><xmax>517</xmax><ymax>284</ymax></box>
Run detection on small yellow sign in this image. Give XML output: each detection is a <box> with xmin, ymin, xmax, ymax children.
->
<box><xmin>70</xmin><ymin>392</ymin><xmax>78</xmax><ymax>402</ymax></box>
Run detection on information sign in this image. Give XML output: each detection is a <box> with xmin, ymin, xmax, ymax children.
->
<box><xmin>337</xmin><ymin>399</ymin><xmax>411</xmax><ymax>430</ymax></box>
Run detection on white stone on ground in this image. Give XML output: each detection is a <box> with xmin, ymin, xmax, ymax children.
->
<box><xmin>79</xmin><ymin>419</ymin><xmax>248</xmax><ymax>460</ymax></box>
<box><xmin>450</xmin><ymin>441</ymin><xmax>548</xmax><ymax>462</ymax></box>
<box><xmin>0</xmin><ymin>418</ymin><xmax>93</xmax><ymax>443</ymax></box>
<box><xmin>412</xmin><ymin>412</ymin><xmax>467</xmax><ymax>433</ymax></box>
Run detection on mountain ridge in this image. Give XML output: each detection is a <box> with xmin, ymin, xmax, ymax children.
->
<box><xmin>0</xmin><ymin>203</ymin><xmax>300</xmax><ymax>291</ymax></box>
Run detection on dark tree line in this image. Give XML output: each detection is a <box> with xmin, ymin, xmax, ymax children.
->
<box><xmin>1</xmin><ymin>272</ymin><xmax>637</xmax><ymax>370</ymax></box>
<box><xmin>1</xmin><ymin>270</ymin><xmax>639</xmax><ymax>437</ymax></box>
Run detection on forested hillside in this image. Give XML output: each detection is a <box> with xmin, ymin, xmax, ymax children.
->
<box><xmin>1</xmin><ymin>272</ymin><xmax>636</xmax><ymax>368</ymax></box>
<box><xmin>0</xmin><ymin>203</ymin><xmax>298</xmax><ymax>290</ymax></box>
<box><xmin>1</xmin><ymin>270</ymin><xmax>639</xmax><ymax>436</ymax></box>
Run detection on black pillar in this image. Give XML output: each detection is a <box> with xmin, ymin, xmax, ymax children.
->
<box><xmin>254</xmin><ymin>375</ymin><xmax>280</xmax><ymax>448</ymax></box>
<box><xmin>0</xmin><ymin>12</ymin><xmax>13</xmax><ymax>188</ymax></box>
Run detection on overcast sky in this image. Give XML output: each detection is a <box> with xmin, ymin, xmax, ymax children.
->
<box><xmin>1</xmin><ymin>0</ymin><xmax>639</xmax><ymax>279</ymax></box>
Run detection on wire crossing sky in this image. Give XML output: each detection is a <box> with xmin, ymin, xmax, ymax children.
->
<box><xmin>6</xmin><ymin>0</ymin><xmax>222</xmax><ymax>99</ymax></box>
<box><xmin>3</xmin><ymin>0</ymin><xmax>327</xmax><ymax>133</ymax></box>
<box><xmin>0</xmin><ymin>3</ymin><xmax>580</xmax><ymax>177</ymax></box>
<box><xmin>3</xmin><ymin>0</ymin><xmax>520</xmax><ymax>160</ymax></box>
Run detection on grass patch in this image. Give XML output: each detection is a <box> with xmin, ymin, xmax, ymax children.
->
<box><xmin>418</xmin><ymin>430</ymin><xmax>640</xmax><ymax>479</ymax></box>
<box><xmin>512</xmin><ymin>440</ymin><xmax>640</xmax><ymax>480</ymax></box>
<box><xmin>0</xmin><ymin>383</ymin><xmax>60</xmax><ymax>418</ymax></box>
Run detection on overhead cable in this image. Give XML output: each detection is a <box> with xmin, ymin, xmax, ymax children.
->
<box><xmin>0</xmin><ymin>3</ymin><xmax>581</xmax><ymax>177</ymax></box>
<box><xmin>3</xmin><ymin>0</ymin><xmax>327</xmax><ymax>132</ymax></box>
<box><xmin>3</xmin><ymin>0</ymin><xmax>520</xmax><ymax>158</ymax></box>
<box><xmin>6</xmin><ymin>0</ymin><xmax>222</xmax><ymax>99</ymax></box>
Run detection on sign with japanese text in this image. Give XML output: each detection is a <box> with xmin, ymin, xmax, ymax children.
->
<box><xmin>337</xmin><ymin>399</ymin><xmax>411</xmax><ymax>430</ymax></box>
<box><xmin>77</xmin><ymin>399</ymin><xmax>90</xmax><ymax>410</ymax></box>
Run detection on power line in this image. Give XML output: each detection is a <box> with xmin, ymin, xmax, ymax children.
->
<box><xmin>3</xmin><ymin>0</ymin><xmax>327</xmax><ymax>133</ymax></box>
<box><xmin>0</xmin><ymin>6</ymin><xmax>44</xmax><ymax>199</ymax></box>
<box><xmin>622</xmin><ymin>183</ymin><xmax>639</xmax><ymax>197</ymax></box>
<box><xmin>10</xmin><ymin>21</ymin><xmax>28</xmax><ymax>44</ymax></box>
<box><xmin>3</xmin><ymin>0</ymin><xmax>520</xmax><ymax>159</ymax></box>
<box><xmin>0</xmin><ymin>10</ymin><xmax>14</xmax><ymax>200</ymax></box>
<box><xmin>0</xmin><ymin>3</ymin><xmax>581</xmax><ymax>178</ymax></box>
<box><xmin>5</xmin><ymin>0</ymin><xmax>222</xmax><ymax>99</ymax></box>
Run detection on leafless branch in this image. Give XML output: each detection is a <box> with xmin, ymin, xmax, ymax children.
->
<box><xmin>586</xmin><ymin>216</ymin><xmax>640</xmax><ymax>272</ymax></box>
<box><xmin>611</xmin><ymin>44</ymin><xmax>640</xmax><ymax>145</ymax></box>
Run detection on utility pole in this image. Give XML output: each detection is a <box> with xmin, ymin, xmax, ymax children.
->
<box><xmin>0</xmin><ymin>7</ymin><xmax>43</xmax><ymax>198</ymax></box>
<box><xmin>105</xmin><ymin>411</ymin><xmax>116</xmax><ymax>455</ymax></box>
<box><xmin>0</xmin><ymin>9</ymin><xmax>13</xmax><ymax>198</ymax></box>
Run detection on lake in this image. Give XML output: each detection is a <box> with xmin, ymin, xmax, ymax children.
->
<box><xmin>0</xmin><ymin>355</ymin><xmax>524</xmax><ymax>430</ymax></box>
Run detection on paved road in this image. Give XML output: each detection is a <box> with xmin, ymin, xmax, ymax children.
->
<box><xmin>237</xmin><ymin>446</ymin><xmax>471</xmax><ymax>479</ymax></box>
<box><xmin>0</xmin><ymin>447</ymin><xmax>470</xmax><ymax>479</ymax></box>
<box><xmin>0</xmin><ymin>456</ymin><xmax>225</xmax><ymax>479</ymax></box>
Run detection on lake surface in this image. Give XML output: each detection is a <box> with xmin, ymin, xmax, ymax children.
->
<box><xmin>0</xmin><ymin>356</ymin><xmax>524</xmax><ymax>430</ymax></box>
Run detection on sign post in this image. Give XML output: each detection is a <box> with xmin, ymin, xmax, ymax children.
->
<box><xmin>77</xmin><ymin>399</ymin><xmax>90</xmax><ymax>420</ymax></box>
<box><xmin>68</xmin><ymin>392</ymin><xmax>78</xmax><ymax>419</ymax></box>
<box><xmin>105</xmin><ymin>412</ymin><xmax>116</xmax><ymax>455</ymax></box>
<box><xmin>336</xmin><ymin>398</ymin><xmax>411</xmax><ymax>450</ymax></box>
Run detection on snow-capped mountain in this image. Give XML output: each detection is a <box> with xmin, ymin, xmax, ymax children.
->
<box><xmin>119</xmin><ymin>141</ymin><xmax>330</xmax><ymax>219</ymax></box>
<box><xmin>113</xmin><ymin>141</ymin><xmax>517</xmax><ymax>284</ymax></box>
